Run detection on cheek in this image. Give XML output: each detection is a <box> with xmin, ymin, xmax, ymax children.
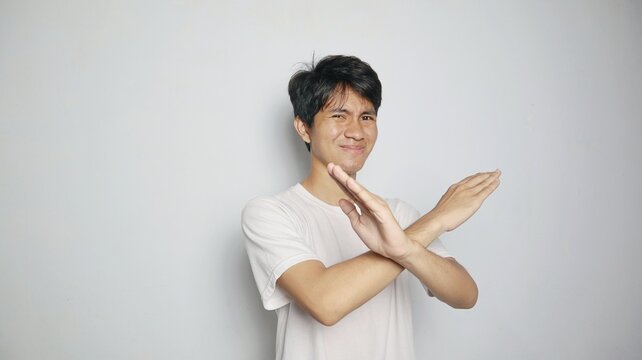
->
<box><xmin>328</xmin><ymin>126</ymin><xmax>343</xmax><ymax>139</ymax></box>
<box><xmin>313</xmin><ymin>127</ymin><xmax>342</xmax><ymax>145</ymax></box>
<box><xmin>368</xmin><ymin>126</ymin><xmax>378</xmax><ymax>143</ymax></box>
<box><xmin>309</xmin><ymin>125</ymin><xmax>340</xmax><ymax>150</ymax></box>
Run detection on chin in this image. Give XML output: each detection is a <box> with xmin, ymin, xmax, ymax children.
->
<box><xmin>337</xmin><ymin>159</ymin><xmax>366</xmax><ymax>176</ymax></box>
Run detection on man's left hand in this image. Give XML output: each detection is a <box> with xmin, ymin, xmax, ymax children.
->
<box><xmin>328</xmin><ymin>163</ymin><xmax>413</xmax><ymax>261</ymax></box>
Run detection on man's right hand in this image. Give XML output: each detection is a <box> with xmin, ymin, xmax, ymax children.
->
<box><xmin>406</xmin><ymin>170</ymin><xmax>501</xmax><ymax>243</ymax></box>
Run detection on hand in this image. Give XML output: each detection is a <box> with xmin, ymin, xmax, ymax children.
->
<box><xmin>327</xmin><ymin>163</ymin><xmax>413</xmax><ymax>261</ymax></box>
<box><xmin>427</xmin><ymin>170</ymin><xmax>502</xmax><ymax>233</ymax></box>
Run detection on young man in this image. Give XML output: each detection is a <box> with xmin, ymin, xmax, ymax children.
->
<box><xmin>242</xmin><ymin>55</ymin><xmax>501</xmax><ymax>360</ymax></box>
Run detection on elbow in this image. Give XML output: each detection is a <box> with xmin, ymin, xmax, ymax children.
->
<box><xmin>451</xmin><ymin>283</ymin><xmax>478</xmax><ymax>309</ymax></box>
<box><xmin>307</xmin><ymin>295</ymin><xmax>345</xmax><ymax>327</ymax></box>
<box><xmin>452</xmin><ymin>294</ymin><xmax>477</xmax><ymax>309</ymax></box>
<box><xmin>314</xmin><ymin>313</ymin><xmax>341</xmax><ymax>327</ymax></box>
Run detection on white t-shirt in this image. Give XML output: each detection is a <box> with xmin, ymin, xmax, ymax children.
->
<box><xmin>242</xmin><ymin>183</ymin><xmax>451</xmax><ymax>360</ymax></box>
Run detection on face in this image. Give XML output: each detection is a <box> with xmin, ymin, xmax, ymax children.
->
<box><xmin>295</xmin><ymin>87</ymin><xmax>378</xmax><ymax>176</ymax></box>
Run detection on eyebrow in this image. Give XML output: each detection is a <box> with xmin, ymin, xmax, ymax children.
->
<box><xmin>328</xmin><ymin>108</ymin><xmax>377</xmax><ymax>116</ymax></box>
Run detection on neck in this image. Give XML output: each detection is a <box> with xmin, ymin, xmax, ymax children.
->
<box><xmin>300</xmin><ymin>158</ymin><xmax>355</xmax><ymax>206</ymax></box>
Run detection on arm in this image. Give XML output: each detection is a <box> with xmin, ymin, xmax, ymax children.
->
<box><xmin>397</xmin><ymin>241</ymin><xmax>479</xmax><ymax>308</ymax></box>
<box><xmin>277</xmin><ymin>243</ymin><xmax>469</xmax><ymax>327</ymax></box>
<box><xmin>277</xmin><ymin>164</ymin><xmax>500</xmax><ymax>324</ymax></box>
<box><xmin>277</xmin><ymin>251</ymin><xmax>403</xmax><ymax>326</ymax></box>
<box><xmin>402</xmin><ymin>171</ymin><xmax>502</xmax><ymax>305</ymax></box>
<box><xmin>325</xmin><ymin>163</ymin><xmax>500</xmax><ymax>308</ymax></box>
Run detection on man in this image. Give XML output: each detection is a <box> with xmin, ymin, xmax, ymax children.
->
<box><xmin>242</xmin><ymin>55</ymin><xmax>501</xmax><ymax>360</ymax></box>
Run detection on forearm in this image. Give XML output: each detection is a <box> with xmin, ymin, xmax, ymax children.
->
<box><xmin>321</xmin><ymin>162</ymin><xmax>493</xmax><ymax>311</ymax></box>
<box><xmin>396</xmin><ymin>240</ymin><xmax>478</xmax><ymax>309</ymax></box>
<box><xmin>281</xmin><ymin>219</ymin><xmax>447</xmax><ymax>325</ymax></box>
<box><xmin>405</xmin><ymin>211</ymin><xmax>444</xmax><ymax>247</ymax></box>
<box><xmin>312</xmin><ymin>251</ymin><xmax>404</xmax><ymax>325</ymax></box>
<box><xmin>304</xmin><ymin>238</ymin><xmax>477</xmax><ymax>322</ymax></box>
<box><xmin>311</xmin><ymin>217</ymin><xmax>474</xmax><ymax>319</ymax></box>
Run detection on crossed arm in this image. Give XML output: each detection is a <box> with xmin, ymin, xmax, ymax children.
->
<box><xmin>277</xmin><ymin>164</ymin><xmax>501</xmax><ymax>326</ymax></box>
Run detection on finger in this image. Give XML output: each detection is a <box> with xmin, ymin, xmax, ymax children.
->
<box><xmin>465</xmin><ymin>169</ymin><xmax>501</xmax><ymax>188</ymax></box>
<box><xmin>329</xmin><ymin>164</ymin><xmax>375</xmax><ymax>206</ymax></box>
<box><xmin>343</xmin><ymin>177</ymin><xmax>389</xmax><ymax>224</ymax></box>
<box><xmin>475</xmin><ymin>177</ymin><xmax>501</xmax><ymax>199</ymax></box>
<box><xmin>330</xmin><ymin>164</ymin><xmax>387</xmax><ymax>223</ymax></box>
<box><xmin>338</xmin><ymin>199</ymin><xmax>360</xmax><ymax>224</ymax></box>
<box><xmin>455</xmin><ymin>170</ymin><xmax>493</xmax><ymax>185</ymax></box>
<box><xmin>455</xmin><ymin>173</ymin><xmax>478</xmax><ymax>185</ymax></box>
<box><xmin>348</xmin><ymin>178</ymin><xmax>387</xmax><ymax>219</ymax></box>
<box><xmin>327</xmin><ymin>163</ymin><xmax>366</xmax><ymax>209</ymax></box>
<box><xmin>328</xmin><ymin>162</ymin><xmax>352</xmax><ymax>190</ymax></box>
<box><xmin>471</xmin><ymin>170</ymin><xmax>500</xmax><ymax>190</ymax></box>
<box><xmin>328</xmin><ymin>163</ymin><xmax>368</xmax><ymax>203</ymax></box>
<box><xmin>454</xmin><ymin>171</ymin><xmax>489</xmax><ymax>187</ymax></box>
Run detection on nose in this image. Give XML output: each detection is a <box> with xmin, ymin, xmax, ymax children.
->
<box><xmin>343</xmin><ymin>117</ymin><xmax>364</xmax><ymax>141</ymax></box>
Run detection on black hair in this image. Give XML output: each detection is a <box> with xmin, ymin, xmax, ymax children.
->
<box><xmin>288</xmin><ymin>55</ymin><xmax>382</xmax><ymax>151</ymax></box>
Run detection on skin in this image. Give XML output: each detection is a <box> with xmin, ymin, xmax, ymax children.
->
<box><xmin>294</xmin><ymin>87</ymin><xmax>378</xmax><ymax>205</ymax></box>
<box><xmin>279</xmin><ymin>87</ymin><xmax>501</xmax><ymax>326</ymax></box>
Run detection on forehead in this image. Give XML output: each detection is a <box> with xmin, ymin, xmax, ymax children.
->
<box><xmin>322</xmin><ymin>86</ymin><xmax>375</xmax><ymax>112</ymax></box>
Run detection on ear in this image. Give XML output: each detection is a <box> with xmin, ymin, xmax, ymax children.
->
<box><xmin>293</xmin><ymin>116</ymin><xmax>311</xmax><ymax>144</ymax></box>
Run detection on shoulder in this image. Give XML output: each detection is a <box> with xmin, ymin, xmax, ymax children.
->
<box><xmin>242</xmin><ymin>195</ymin><xmax>283</xmax><ymax>217</ymax></box>
<box><xmin>241</xmin><ymin>186</ymin><xmax>304</xmax><ymax>228</ymax></box>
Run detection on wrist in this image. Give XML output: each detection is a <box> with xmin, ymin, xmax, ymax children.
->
<box><xmin>405</xmin><ymin>213</ymin><xmax>444</xmax><ymax>247</ymax></box>
<box><xmin>392</xmin><ymin>238</ymin><xmax>425</xmax><ymax>267</ymax></box>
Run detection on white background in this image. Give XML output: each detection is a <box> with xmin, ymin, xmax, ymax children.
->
<box><xmin>1</xmin><ymin>1</ymin><xmax>641</xmax><ymax>359</ymax></box>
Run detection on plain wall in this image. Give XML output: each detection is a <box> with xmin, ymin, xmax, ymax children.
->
<box><xmin>1</xmin><ymin>1</ymin><xmax>641</xmax><ymax>359</ymax></box>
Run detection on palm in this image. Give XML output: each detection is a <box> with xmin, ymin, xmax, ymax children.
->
<box><xmin>329</xmin><ymin>164</ymin><xmax>411</xmax><ymax>260</ymax></box>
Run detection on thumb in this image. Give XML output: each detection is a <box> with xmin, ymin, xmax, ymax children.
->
<box><xmin>338</xmin><ymin>199</ymin><xmax>359</xmax><ymax>224</ymax></box>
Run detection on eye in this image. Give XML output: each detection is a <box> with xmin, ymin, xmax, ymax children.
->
<box><xmin>331</xmin><ymin>114</ymin><xmax>345</xmax><ymax>119</ymax></box>
<box><xmin>361</xmin><ymin>115</ymin><xmax>376</xmax><ymax>121</ymax></box>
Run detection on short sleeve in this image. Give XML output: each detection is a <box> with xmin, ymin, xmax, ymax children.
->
<box><xmin>241</xmin><ymin>197</ymin><xmax>321</xmax><ymax>310</ymax></box>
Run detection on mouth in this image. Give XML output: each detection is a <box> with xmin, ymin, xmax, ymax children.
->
<box><xmin>339</xmin><ymin>145</ymin><xmax>366</xmax><ymax>154</ymax></box>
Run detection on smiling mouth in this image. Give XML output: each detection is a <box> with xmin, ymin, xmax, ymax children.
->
<box><xmin>340</xmin><ymin>145</ymin><xmax>365</xmax><ymax>153</ymax></box>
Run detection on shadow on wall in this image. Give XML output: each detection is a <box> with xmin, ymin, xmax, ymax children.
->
<box><xmin>226</xmin><ymin>104</ymin><xmax>310</xmax><ymax>358</ymax></box>
<box><xmin>225</xmin><ymin>229</ymin><xmax>277</xmax><ymax>358</ymax></box>
<box><xmin>280</xmin><ymin>103</ymin><xmax>310</xmax><ymax>181</ymax></box>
